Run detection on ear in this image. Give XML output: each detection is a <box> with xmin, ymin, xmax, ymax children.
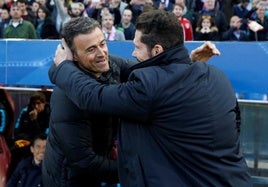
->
<box><xmin>30</xmin><ymin>146</ymin><xmax>34</xmax><ymax>154</ymax></box>
<box><xmin>151</xmin><ymin>44</ymin><xmax>164</xmax><ymax>57</ymax></box>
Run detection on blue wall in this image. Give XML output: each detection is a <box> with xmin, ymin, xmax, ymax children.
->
<box><xmin>0</xmin><ymin>40</ymin><xmax>268</xmax><ymax>100</ymax></box>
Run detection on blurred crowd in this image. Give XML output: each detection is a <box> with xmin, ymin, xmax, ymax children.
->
<box><xmin>0</xmin><ymin>0</ymin><xmax>267</xmax><ymax>41</ymax></box>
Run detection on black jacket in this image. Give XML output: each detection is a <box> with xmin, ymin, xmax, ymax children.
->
<box><xmin>15</xmin><ymin>104</ymin><xmax>50</xmax><ymax>141</ymax></box>
<box><xmin>50</xmin><ymin>45</ymin><xmax>252</xmax><ymax>187</ymax></box>
<box><xmin>42</xmin><ymin>55</ymin><xmax>134</xmax><ymax>187</ymax></box>
<box><xmin>7</xmin><ymin>156</ymin><xmax>43</xmax><ymax>187</ymax></box>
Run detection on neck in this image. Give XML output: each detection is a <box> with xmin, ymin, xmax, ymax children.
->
<box><xmin>12</xmin><ymin>18</ymin><xmax>21</xmax><ymax>22</ymax></box>
<box><xmin>122</xmin><ymin>22</ymin><xmax>130</xmax><ymax>28</ymax></box>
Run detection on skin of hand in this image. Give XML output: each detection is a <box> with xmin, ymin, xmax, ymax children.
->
<box><xmin>201</xmin><ymin>27</ymin><xmax>211</xmax><ymax>33</ymax></box>
<box><xmin>54</xmin><ymin>40</ymin><xmax>220</xmax><ymax>66</ymax></box>
<box><xmin>29</xmin><ymin>109</ymin><xmax>38</xmax><ymax>120</ymax></box>
<box><xmin>54</xmin><ymin>39</ymin><xmax>73</xmax><ymax>66</ymax></box>
<box><xmin>190</xmin><ymin>41</ymin><xmax>221</xmax><ymax>63</ymax></box>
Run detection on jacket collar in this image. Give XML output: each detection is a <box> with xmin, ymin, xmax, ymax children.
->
<box><xmin>130</xmin><ymin>44</ymin><xmax>191</xmax><ymax>71</ymax></box>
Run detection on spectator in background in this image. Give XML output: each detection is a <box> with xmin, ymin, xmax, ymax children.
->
<box><xmin>233</xmin><ymin>0</ymin><xmax>250</xmax><ymax>19</ymax></box>
<box><xmin>17</xmin><ymin>0</ymin><xmax>37</xmax><ymax>26</ymax></box>
<box><xmin>222</xmin><ymin>15</ymin><xmax>249</xmax><ymax>41</ymax></box>
<box><xmin>195</xmin><ymin>15</ymin><xmax>220</xmax><ymax>40</ymax></box>
<box><xmin>174</xmin><ymin>0</ymin><xmax>198</xmax><ymax>31</ymax></box>
<box><xmin>14</xmin><ymin>91</ymin><xmax>50</xmax><ymax>142</ymax></box>
<box><xmin>0</xmin><ymin>7</ymin><xmax>10</xmax><ymax>36</ymax></box>
<box><xmin>155</xmin><ymin>0</ymin><xmax>174</xmax><ymax>11</ymax></box>
<box><xmin>172</xmin><ymin>3</ymin><xmax>193</xmax><ymax>41</ymax></box>
<box><xmin>233</xmin><ymin>0</ymin><xmax>251</xmax><ymax>31</ymax></box>
<box><xmin>7</xmin><ymin>133</ymin><xmax>47</xmax><ymax>187</ymax></box>
<box><xmin>116</xmin><ymin>8</ymin><xmax>136</xmax><ymax>40</ymax></box>
<box><xmin>8</xmin><ymin>92</ymin><xmax>50</xmax><ymax>179</ymax></box>
<box><xmin>92</xmin><ymin>1</ymin><xmax>122</xmax><ymax>25</ymax></box>
<box><xmin>0</xmin><ymin>0</ymin><xmax>9</xmax><ymax>13</ymax></box>
<box><xmin>82</xmin><ymin>0</ymin><xmax>95</xmax><ymax>17</ymax></box>
<box><xmin>126</xmin><ymin>0</ymin><xmax>147</xmax><ymax>24</ymax></box>
<box><xmin>4</xmin><ymin>3</ymin><xmax>37</xmax><ymax>39</ymax></box>
<box><xmin>52</xmin><ymin>0</ymin><xmax>71</xmax><ymax>34</ymax></box>
<box><xmin>67</xmin><ymin>2</ymin><xmax>85</xmax><ymax>18</ymax></box>
<box><xmin>248</xmin><ymin>1</ymin><xmax>268</xmax><ymax>41</ymax></box>
<box><xmin>101</xmin><ymin>12</ymin><xmax>125</xmax><ymax>41</ymax></box>
<box><xmin>111</xmin><ymin>0</ymin><xmax>128</xmax><ymax>16</ymax></box>
<box><xmin>31</xmin><ymin>1</ymin><xmax>41</xmax><ymax>17</ymax></box>
<box><xmin>35</xmin><ymin>5</ymin><xmax>59</xmax><ymax>39</ymax></box>
<box><xmin>195</xmin><ymin>0</ymin><xmax>228</xmax><ymax>40</ymax></box>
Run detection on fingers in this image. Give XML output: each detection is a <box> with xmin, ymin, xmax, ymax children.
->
<box><xmin>204</xmin><ymin>41</ymin><xmax>221</xmax><ymax>56</ymax></box>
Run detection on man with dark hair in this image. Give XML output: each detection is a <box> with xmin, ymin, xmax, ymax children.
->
<box><xmin>7</xmin><ymin>133</ymin><xmax>47</xmax><ymax>187</ymax></box>
<box><xmin>4</xmin><ymin>3</ymin><xmax>37</xmax><ymax>39</ymax></box>
<box><xmin>15</xmin><ymin>91</ymin><xmax>50</xmax><ymax>142</ymax></box>
<box><xmin>50</xmin><ymin>10</ymin><xmax>251</xmax><ymax>186</ymax></box>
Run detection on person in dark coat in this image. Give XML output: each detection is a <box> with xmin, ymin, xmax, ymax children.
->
<box><xmin>9</xmin><ymin>92</ymin><xmax>50</xmax><ymax>177</ymax></box>
<box><xmin>35</xmin><ymin>5</ymin><xmax>59</xmax><ymax>39</ymax></box>
<box><xmin>42</xmin><ymin>17</ymin><xmax>135</xmax><ymax>187</ymax></box>
<box><xmin>222</xmin><ymin>15</ymin><xmax>249</xmax><ymax>41</ymax></box>
<box><xmin>50</xmin><ymin>10</ymin><xmax>252</xmax><ymax>187</ymax></box>
<box><xmin>7</xmin><ymin>133</ymin><xmax>47</xmax><ymax>187</ymax></box>
<box><xmin>14</xmin><ymin>91</ymin><xmax>50</xmax><ymax>142</ymax></box>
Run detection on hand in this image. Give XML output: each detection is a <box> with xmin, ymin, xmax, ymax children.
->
<box><xmin>190</xmin><ymin>41</ymin><xmax>221</xmax><ymax>63</ymax></box>
<box><xmin>201</xmin><ymin>27</ymin><xmax>211</xmax><ymax>33</ymax></box>
<box><xmin>29</xmin><ymin>109</ymin><xmax>38</xmax><ymax>120</ymax></box>
<box><xmin>54</xmin><ymin>39</ymin><xmax>73</xmax><ymax>67</ymax></box>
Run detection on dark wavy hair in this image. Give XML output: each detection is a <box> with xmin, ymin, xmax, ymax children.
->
<box><xmin>135</xmin><ymin>9</ymin><xmax>183</xmax><ymax>51</ymax></box>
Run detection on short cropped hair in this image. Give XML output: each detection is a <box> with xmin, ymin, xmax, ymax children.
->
<box><xmin>135</xmin><ymin>9</ymin><xmax>183</xmax><ymax>51</ymax></box>
<box><xmin>61</xmin><ymin>17</ymin><xmax>101</xmax><ymax>54</ymax></box>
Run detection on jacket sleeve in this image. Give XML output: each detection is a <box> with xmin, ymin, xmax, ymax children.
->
<box><xmin>50</xmin><ymin>61</ymin><xmax>150</xmax><ymax>122</ymax></box>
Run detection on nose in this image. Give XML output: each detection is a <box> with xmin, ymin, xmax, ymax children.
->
<box><xmin>96</xmin><ymin>46</ymin><xmax>106</xmax><ymax>56</ymax></box>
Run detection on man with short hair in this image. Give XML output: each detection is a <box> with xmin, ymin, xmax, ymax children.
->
<box><xmin>4</xmin><ymin>3</ymin><xmax>37</xmax><ymax>39</ymax></box>
<box><xmin>7</xmin><ymin>133</ymin><xmax>47</xmax><ymax>187</ymax></box>
<box><xmin>49</xmin><ymin>10</ymin><xmax>251</xmax><ymax>186</ymax></box>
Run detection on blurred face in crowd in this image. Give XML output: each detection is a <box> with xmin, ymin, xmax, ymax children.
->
<box><xmin>122</xmin><ymin>9</ymin><xmax>132</xmax><ymax>25</ymax></box>
<box><xmin>102</xmin><ymin>13</ymin><xmax>114</xmax><ymax>31</ymax></box>
<box><xmin>32</xmin><ymin>2</ymin><xmax>40</xmax><ymax>14</ymax></box>
<box><xmin>230</xmin><ymin>15</ymin><xmax>242</xmax><ymax>29</ymax></box>
<box><xmin>73</xmin><ymin>27</ymin><xmax>109</xmax><ymax>78</ymax></box>
<box><xmin>202</xmin><ymin>18</ymin><xmax>212</xmax><ymax>29</ymax></box>
<box><xmin>17</xmin><ymin>2</ymin><xmax>27</xmax><ymax>13</ymax></box>
<box><xmin>256</xmin><ymin>3</ymin><xmax>267</xmax><ymax>19</ymax></box>
<box><xmin>172</xmin><ymin>4</ymin><xmax>183</xmax><ymax>18</ymax></box>
<box><xmin>31</xmin><ymin>99</ymin><xmax>45</xmax><ymax>113</ymax></box>
<box><xmin>0</xmin><ymin>9</ymin><xmax>9</xmax><ymax>20</ymax></box>
<box><xmin>37</xmin><ymin>8</ymin><xmax>47</xmax><ymax>19</ymax></box>
<box><xmin>31</xmin><ymin>138</ymin><xmax>46</xmax><ymax>164</ymax></box>
<box><xmin>39</xmin><ymin>0</ymin><xmax>46</xmax><ymax>6</ymax></box>
<box><xmin>10</xmin><ymin>5</ymin><xmax>22</xmax><ymax>21</ymax></box>
<box><xmin>70</xmin><ymin>3</ymin><xmax>82</xmax><ymax>17</ymax></box>
<box><xmin>203</xmin><ymin>0</ymin><xmax>216</xmax><ymax>11</ymax></box>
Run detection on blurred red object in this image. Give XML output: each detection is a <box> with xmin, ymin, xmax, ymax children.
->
<box><xmin>0</xmin><ymin>86</ymin><xmax>15</xmax><ymax>187</ymax></box>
